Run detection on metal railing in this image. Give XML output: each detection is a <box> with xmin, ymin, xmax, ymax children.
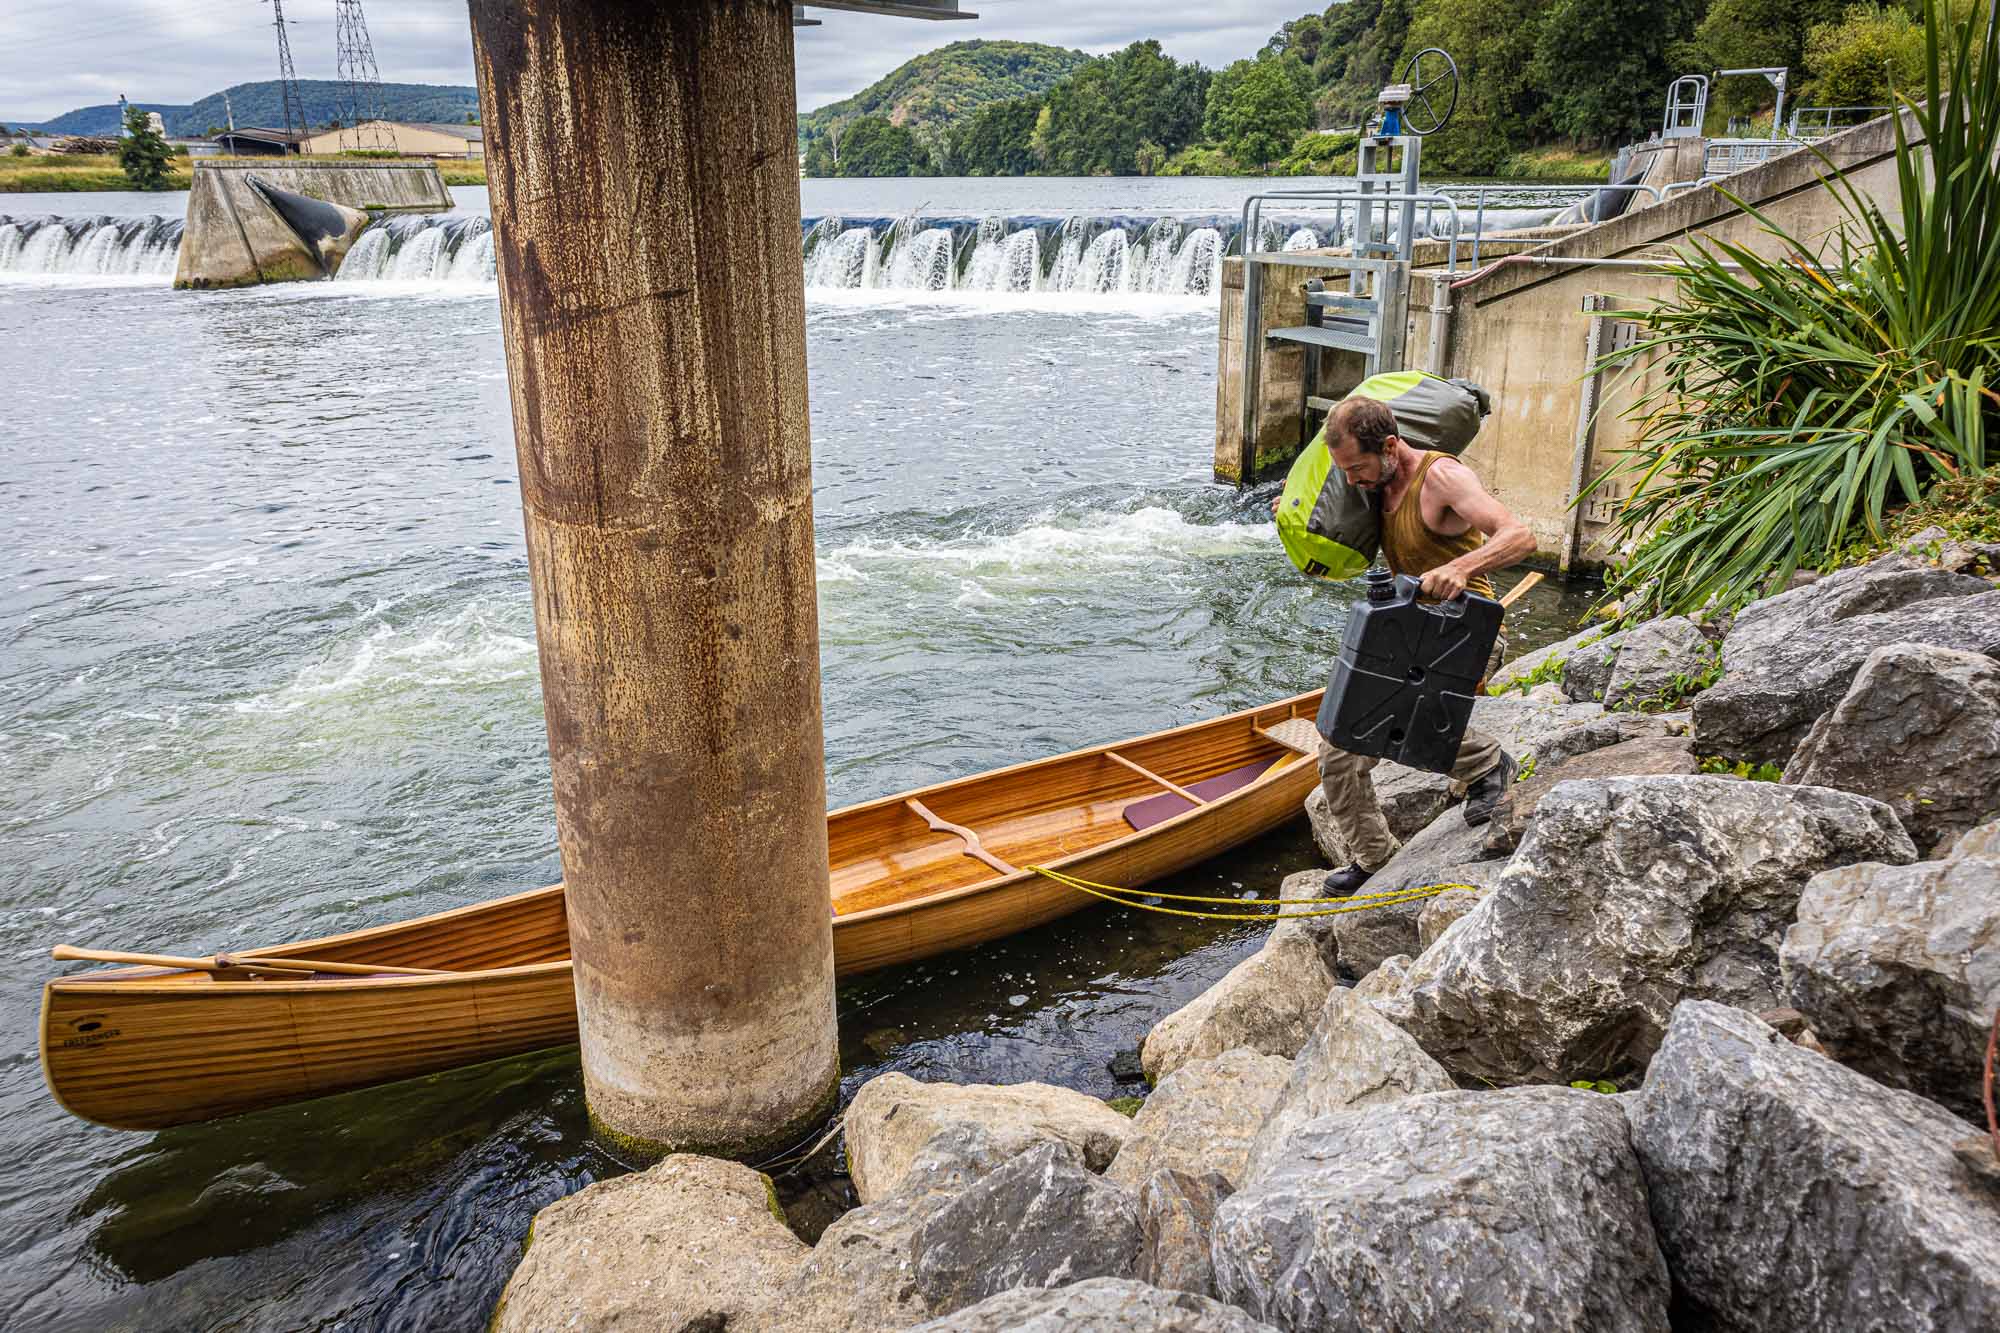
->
<box><xmin>1787</xmin><ymin>105</ymin><xmax>1889</xmax><ymax>139</ymax></box>
<box><xmin>1703</xmin><ymin>138</ymin><xmax>1797</xmax><ymax>177</ymax></box>
<box><xmin>1235</xmin><ymin>189</ymin><xmax>1466</xmax><ymax>452</ymax></box>
<box><xmin>1462</xmin><ymin>183</ymin><xmax>1664</xmax><ymax>265</ymax></box>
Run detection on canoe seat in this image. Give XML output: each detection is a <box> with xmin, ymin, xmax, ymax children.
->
<box><xmin>1122</xmin><ymin>757</ymin><xmax>1280</xmax><ymax>832</ymax></box>
<box><xmin>1256</xmin><ymin>717</ymin><xmax>1323</xmax><ymax>756</ymax></box>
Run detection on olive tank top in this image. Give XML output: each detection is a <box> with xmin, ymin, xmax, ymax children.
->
<box><xmin>1380</xmin><ymin>451</ymin><xmax>1495</xmax><ymax>600</ymax></box>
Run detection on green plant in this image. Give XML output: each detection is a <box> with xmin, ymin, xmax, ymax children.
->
<box><xmin>117</xmin><ymin>105</ymin><xmax>173</xmax><ymax>189</ymax></box>
<box><xmin>1569</xmin><ymin>1078</ymin><xmax>1619</xmax><ymax>1094</ymax></box>
<box><xmin>1105</xmin><ymin>1095</ymin><xmax>1143</xmax><ymax>1117</ymax></box>
<box><xmin>1515</xmin><ymin>753</ymin><xmax>1538</xmax><ymax>782</ymax></box>
<box><xmin>9</xmin><ymin>143</ymin><xmax>28</xmax><ymax>158</ymax></box>
<box><xmin>1500</xmin><ymin>652</ymin><xmax>1570</xmax><ymax>696</ymax></box>
<box><xmin>1698</xmin><ymin>754</ymin><xmax>1785</xmax><ymax>782</ymax></box>
<box><xmin>1587</xmin><ymin>0</ymin><xmax>1998</xmax><ymax>622</ymax></box>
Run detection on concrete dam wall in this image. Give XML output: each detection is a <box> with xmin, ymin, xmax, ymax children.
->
<box><xmin>173</xmin><ymin>161</ymin><xmax>453</xmax><ymax>290</ymax></box>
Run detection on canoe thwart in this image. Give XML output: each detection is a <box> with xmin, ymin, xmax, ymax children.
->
<box><xmin>1104</xmin><ymin>750</ymin><xmax>1206</xmax><ymax>805</ymax></box>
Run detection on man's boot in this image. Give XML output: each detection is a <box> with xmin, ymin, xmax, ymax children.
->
<box><xmin>1322</xmin><ymin>862</ymin><xmax>1374</xmax><ymax>897</ymax></box>
<box><xmin>1461</xmin><ymin>751</ymin><xmax>1519</xmax><ymax>827</ymax></box>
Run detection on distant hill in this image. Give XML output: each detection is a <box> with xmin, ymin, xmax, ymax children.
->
<box><xmin>13</xmin><ymin>81</ymin><xmax>481</xmax><ymax>138</ymax></box>
<box><xmin>797</xmin><ymin>39</ymin><xmax>1090</xmax><ymax>149</ymax></box>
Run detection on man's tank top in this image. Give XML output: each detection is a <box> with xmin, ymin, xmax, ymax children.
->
<box><xmin>1380</xmin><ymin>451</ymin><xmax>1495</xmax><ymax>600</ymax></box>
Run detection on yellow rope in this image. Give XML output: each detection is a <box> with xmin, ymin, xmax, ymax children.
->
<box><xmin>1027</xmin><ymin>864</ymin><xmax>1479</xmax><ymax>921</ymax></box>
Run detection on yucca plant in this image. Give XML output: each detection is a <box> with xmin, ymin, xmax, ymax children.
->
<box><xmin>1586</xmin><ymin>0</ymin><xmax>1998</xmax><ymax>621</ymax></box>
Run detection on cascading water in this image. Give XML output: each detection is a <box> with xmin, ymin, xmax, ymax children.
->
<box><xmin>333</xmin><ymin>215</ymin><xmax>495</xmax><ymax>283</ymax></box>
<box><xmin>0</xmin><ymin>215</ymin><xmax>184</xmax><ymax>277</ymax></box>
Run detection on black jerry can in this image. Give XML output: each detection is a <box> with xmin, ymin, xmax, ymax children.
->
<box><xmin>1315</xmin><ymin>568</ymin><xmax>1503</xmax><ymax>775</ymax></box>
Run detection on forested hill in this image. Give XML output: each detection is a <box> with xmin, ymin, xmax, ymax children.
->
<box><xmin>803</xmin><ymin>0</ymin><xmax>1928</xmax><ymax>178</ymax></box>
<box><xmin>16</xmin><ymin>81</ymin><xmax>481</xmax><ymax>137</ymax></box>
<box><xmin>797</xmin><ymin>39</ymin><xmax>1090</xmax><ymax>150</ymax></box>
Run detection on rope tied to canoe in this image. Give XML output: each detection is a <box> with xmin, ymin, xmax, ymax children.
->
<box><xmin>1027</xmin><ymin>865</ymin><xmax>1478</xmax><ymax>921</ymax></box>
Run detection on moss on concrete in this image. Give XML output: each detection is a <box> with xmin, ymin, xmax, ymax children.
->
<box><xmin>585</xmin><ymin>1075</ymin><xmax>841</xmax><ymax>1167</ymax></box>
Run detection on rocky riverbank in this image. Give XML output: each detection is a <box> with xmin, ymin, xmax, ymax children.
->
<box><xmin>492</xmin><ymin>546</ymin><xmax>2000</xmax><ymax>1331</ymax></box>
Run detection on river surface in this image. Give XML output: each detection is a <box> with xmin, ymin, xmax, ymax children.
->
<box><xmin>0</xmin><ymin>178</ymin><xmax>1596</xmax><ymax>1331</ymax></box>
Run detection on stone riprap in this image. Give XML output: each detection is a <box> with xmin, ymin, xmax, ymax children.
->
<box><xmin>1307</xmin><ymin>813</ymin><xmax>1506</xmax><ymax>979</ymax></box>
<box><xmin>1783</xmin><ymin>643</ymin><xmax>2000</xmax><ymax>854</ymax></box>
<box><xmin>1781</xmin><ymin>821</ymin><xmax>2000</xmax><ymax>1121</ymax></box>
<box><xmin>1141</xmin><ymin>919</ymin><xmax>1334</xmax><ymax>1084</ymax></box>
<box><xmin>843</xmin><ymin>1072</ymin><xmax>1131</xmax><ymax>1204</ymax></box>
<box><xmin>1720</xmin><ymin>554</ymin><xmax>1991</xmax><ymax>671</ymax></box>
<box><xmin>1106</xmin><ymin>1048</ymin><xmax>1291</xmax><ymax>1191</ymax></box>
<box><xmin>1136</xmin><ymin>1168</ymin><xmax>1235</xmax><ymax>1298</ymax></box>
<box><xmin>1603</xmin><ymin>615</ymin><xmax>1714</xmax><ymax>711</ymax></box>
<box><xmin>911</xmin><ymin>1142</ymin><xmax>1142</xmax><ymax>1315</ymax></box>
<box><xmin>1214</xmin><ymin>1087</ymin><xmax>1672</xmax><ymax>1332</ymax></box>
<box><xmin>910</xmin><ymin>1277</ymin><xmax>1280</xmax><ymax>1332</ymax></box>
<box><xmin>1481</xmin><ymin>733</ymin><xmax>1698</xmax><ymax>854</ymax></box>
<box><xmin>1241</xmin><ymin>986</ymin><xmax>1454</xmax><ymax>1185</ymax></box>
<box><xmin>492</xmin><ymin>1154</ymin><xmax>805</xmax><ymax>1333</ymax></box>
<box><xmin>1560</xmin><ymin>627</ymin><xmax>1628</xmax><ymax>703</ymax></box>
<box><xmin>1696</xmin><ymin>588</ymin><xmax>2000</xmax><ymax>765</ymax></box>
<box><xmin>1416</xmin><ymin>886</ymin><xmax>1483</xmax><ymax>948</ymax></box>
<box><xmin>1368</xmin><ymin>776</ymin><xmax>1915</xmax><ymax>1085</ymax></box>
<box><xmin>1627</xmin><ymin>1001</ymin><xmax>2000</xmax><ymax>1330</ymax></box>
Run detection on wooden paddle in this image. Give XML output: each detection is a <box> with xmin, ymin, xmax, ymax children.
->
<box><xmin>51</xmin><ymin>945</ymin><xmax>451</xmax><ymax>978</ymax></box>
<box><xmin>1499</xmin><ymin>570</ymin><xmax>1544</xmax><ymax>609</ymax></box>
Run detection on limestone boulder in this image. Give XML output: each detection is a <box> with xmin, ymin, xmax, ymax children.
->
<box><xmin>1309</xmin><ymin>810</ymin><xmax>1507</xmax><ymax>979</ymax></box>
<box><xmin>1416</xmin><ymin>887</ymin><xmax>1483</xmax><ymax>948</ymax></box>
<box><xmin>1697</xmin><ymin>588</ymin><xmax>2000</xmax><ymax>764</ymax></box>
<box><xmin>1351</xmin><ymin>954</ymin><xmax>1415</xmax><ymax>1001</ymax></box>
<box><xmin>1482</xmin><ymin>734</ymin><xmax>1698</xmax><ymax>855</ymax></box>
<box><xmin>1530</xmin><ymin>709</ymin><xmax>1690</xmax><ymax>771</ymax></box>
<box><xmin>1783</xmin><ymin>643</ymin><xmax>2000</xmax><ymax>855</ymax></box>
<box><xmin>1627</xmin><ymin>1000</ymin><xmax>2000</xmax><ymax>1330</ymax></box>
<box><xmin>1371</xmin><ymin>776</ymin><xmax>1915</xmax><ymax>1085</ymax></box>
<box><xmin>1603</xmin><ymin>616</ymin><xmax>1716</xmax><ymax>711</ymax></box>
<box><xmin>1136</xmin><ymin>1168</ymin><xmax>1233</xmax><ymax>1298</ymax></box>
<box><xmin>1781</xmin><ymin>821</ymin><xmax>2000</xmax><ymax>1121</ymax></box>
<box><xmin>1142</xmin><ymin>921</ymin><xmax>1334</xmax><ymax>1084</ymax></box>
<box><xmin>753</xmin><ymin>1125</ymin><xmax>1035</xmax><ymax>1333</ymax></box>
<box><xmin>1214</xmin><ymin>1087</ymin><xmax>1672</xmax><ymax>1332</ymax></box>
<box><xmin>844</xmin><ymin>1073</ymin><xmax>1132</xmax><ymax>1205</ymax></box>
<box><xmin>1560</xmin><ymin>627</ymin><xmax>1628</xmax><ymax>702</ymax></box>
<box><xmin>492</xmin><ymin>1154</ymin><xmax>804</xmax><ymax>1333</ymax></box>
<box><xmin>912</xmin><ymin>1277</ymin><xmax>1279</xmax><ymax>1333</ymax></box>
<box><xmin>1106</xmin><ymin>1048</ymin><xmax>1291</xmax><ymax>1191</ymax></box>
<box><xmin>1241</xmin><ymin>986</ymin><xmax>1454</xmax><ymax>1185</ymax></box>
<box><xmin>1721</xmin><ymin>553</ymin><xmax>1991</xmax><ymax>672</ymax></box>
<box><xmin>911</xmin><ymin>1141</ymin><xmax>1141</xmax><ymax>1316</ymax></box>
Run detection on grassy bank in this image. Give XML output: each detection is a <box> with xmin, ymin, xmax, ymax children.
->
<box><xmin>0</xmin><ymin>152</ymin><xmax>486</xmax><ymax>194</ymax></box>
<box><xmin>1490</xmin><ymin>146</ymin><xmax>1614</xmax><ymax>181</ymax></box>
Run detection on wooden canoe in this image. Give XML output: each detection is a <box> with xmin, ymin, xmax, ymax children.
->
<box><xmin>42</xmin><ymin>690</ymin><xmax>1325</xmax><ymax>1131</ymax></box>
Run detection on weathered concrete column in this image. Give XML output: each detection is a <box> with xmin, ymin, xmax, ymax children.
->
<box><xmin>467</xmin><ymin>0</ymin><xmax>838</xmax><ymax>1158</ymax></box>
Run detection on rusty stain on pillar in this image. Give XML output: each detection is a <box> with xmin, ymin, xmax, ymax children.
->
<box><xmin>466</xmin><ymin>0</ymin><xmax>837</xmax><ymax>1158</ymax></box>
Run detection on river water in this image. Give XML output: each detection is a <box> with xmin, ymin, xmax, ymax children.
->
<box><xmin>0</xmin><ymin>178</ymin><xmax>1595</xmax><ymax>1331</ymax></box>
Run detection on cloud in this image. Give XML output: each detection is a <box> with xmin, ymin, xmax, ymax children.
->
<box><xmin>2</xmin><ymin>0</ymin><xmax>1304</xmax><ymax>124</ymax></box>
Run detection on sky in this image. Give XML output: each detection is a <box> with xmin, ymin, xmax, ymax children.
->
<box><xmin>2</xmin><ymin>0</ymin><xmax>1311</xmax><ymax>123</ymax></box>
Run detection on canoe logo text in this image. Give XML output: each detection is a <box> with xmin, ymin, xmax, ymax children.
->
<box><xmin>62</xmin><ymin>1014</ymin><xmax>121</xmax><ymax>1050</ymax></box>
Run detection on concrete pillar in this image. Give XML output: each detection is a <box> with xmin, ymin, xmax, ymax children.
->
<box><xmin>466</xmin><ymin>0</ymin><xmax>838</xmax><ymax>1159</ymax></box>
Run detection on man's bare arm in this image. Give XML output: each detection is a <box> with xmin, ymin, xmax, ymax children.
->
<box><xmin>1418</xmin><ymin>457</ymin><xmax>1537</xmax><ymax>600</ymax></box>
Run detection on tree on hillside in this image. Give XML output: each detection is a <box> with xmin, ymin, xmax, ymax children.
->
<box><xmin>1205</xmin><ymin>57</ymin><xmax>1315</xmax><ymax>168</ymax></box>
<box><xmin>118</xmin><ymin>104</ymin><xmax>173</xmax><ymax>190</ymax></box>
<box><xmin>1397</xmin><ymin>0</ymin><xmax>1549</xmax><ymax>173</ymax></box>
<box><xmin>1803</xmin><ymin>3</ymin><xmax>1926</xmax><ymax>107</ymax></box>
<box><xmin>1532</xmin><ymin>0</ymin><xmax>1703</xmax><ymax>145</ymax></box>
<box><xmin>1037</xmin><ymin>41</ymin><xmax>1209</xmax><ymax>174</ymax></box>
<box><xmin>1689</xmin><ymin>0</ymin><xmax>1849</xmax><ymax>116</ymax></box>
<box><xmin>1315</xmin><ymin>0</ymin><xmax>1417</xmax><ymax>129</ymax></box>
<box><xmin>841</xmin><ymin>116</ymin><xmax>924</xmax><ymax>176</ymax></box>
<box><xmin>949</xmin><ymin>97</ymin><xmax>1043</xmax><ymax>175</ymax></box>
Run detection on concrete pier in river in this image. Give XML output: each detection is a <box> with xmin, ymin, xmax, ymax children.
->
<box><xmin>173</xmin><ymin>161</ymin><xmax>451</xmax><ymax>289</ymax></box>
